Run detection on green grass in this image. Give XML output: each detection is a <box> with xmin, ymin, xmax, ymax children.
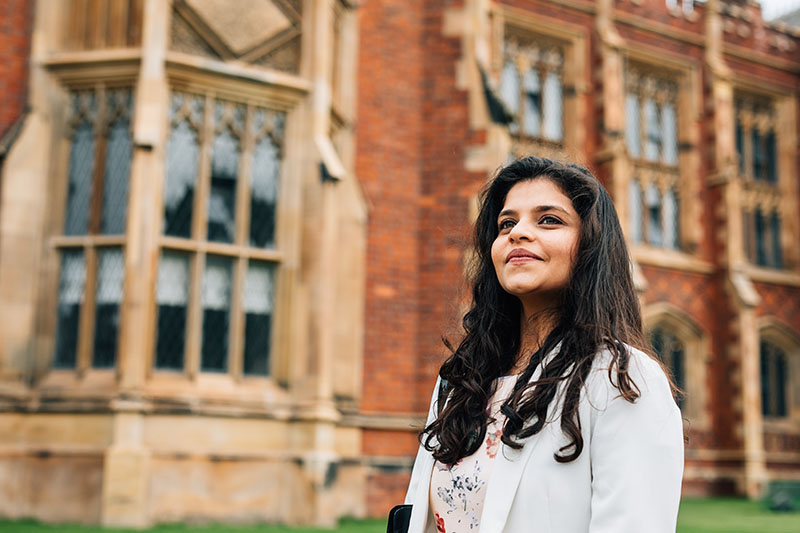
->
<box><xmin>677</xmin><ymin>498</ymin><xmax>800</xmax><ymax>533</ymax></box>
<box><xmin>1</xmin><ymin>499</ymin><xmax>798</xmax><ymax>533</ymax></box>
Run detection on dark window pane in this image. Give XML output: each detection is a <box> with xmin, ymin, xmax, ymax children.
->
<box><xmin>64</xmin><ymin>93</ymin><xmax>97</xmax><ymax>236</ymax></box>
<box><xmin>164</xmin><ymin>93</ymin><xmax>201</xmax><ymax>238</ymax></box>
<box><xmin>663</xmin><ymin>187</ymin><xmax>679</xmax><ymax>250</ymax></box>
<box><xmin>645</xmin><ymin>183</ymin><xmax>662</xmax><ymax>246</ymax></box>
<box><xmin>250</xmin><ymin>109</ymin><xmax>284</xmax><ymax>248</ymax></box>
<box><xmin>92</xmin><ymin>248</ymin><xmax>124</xmax><ymax>368</ymax></box>
<box><xmin>201</xmin><ymin>255</ymin><xmax>232</xmax><ymax>372</ymax></box>
<box><xmin>54</xmin><ymin>250</ymin><xmax>86</xmax><ymax>368</ymax></box>
<box><xmin>755</xmin><ymin>208</ymin><xmax>766</xmax><ymax>266</ymax></box>
<box><xmin>776</xmin><ymin>350</ymin><xmax>787</xmax><ymax>417</ymax></box>
<box><xmin>760</xmin><ymin>341</ymin><xmax>770</xmax><ymax>416</ymax></box>
<box><xmin>651</xmin><ymin>328</ymin><xmax>685</xmax><ymax>410</ymax></box>
<box><xmin>155</xmin><ymin>251</ymin><xmax>190</xmax><ymax>370</ymax></box>
<box><xmin>752</xmin><ymin>128</ymin><xmax>765</xmax><ymax>181</ymax></box>
<box><xmin>207</xmin><ymin>102</ymin><xmax>244</xmax><ymax>244</ymax></box>
<box><xmin>770</xmin><ymin>212</ymin><xmax>782</xmax><ymax>268</ymax></box>
<box><xmin>243</xmin><ymin>262</ymin><xmax>275</xmax><ymax>376</ymax></box>
<box><xmin>735</xmin><ymin>119</ymin><xmax>744</xmax><ymax>175</ymax></box>
<box><xmin>766</xmin><ymin>131</ymin><xmax>777</xmax><ymax>184</ymax></box>
<box><xmin>100</xmin><ymin>89</ymin><xmax>133</xmax><ymax>235</ymax></box>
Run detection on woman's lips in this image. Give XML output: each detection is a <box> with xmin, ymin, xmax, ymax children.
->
<box><xmin>506</xmin><ymin>248</ymin><xmax>543</xmax><ymax>263</ymax></box>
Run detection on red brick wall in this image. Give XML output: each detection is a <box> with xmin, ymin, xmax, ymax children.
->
<box><xmin>0</xmin><ymin>0</ymin><xmax>33</xmax><ymax>141</ymax></box>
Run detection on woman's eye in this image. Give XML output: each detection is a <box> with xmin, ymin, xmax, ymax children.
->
<box><xmin>498</xmin><ymin>219</ymin><xmax>515</xmax><ymax>231</ymax></box>
<box><xmin>539</xmin><ymin>215</ymin><xmax>562</xmax><ymax>225</ymax></box>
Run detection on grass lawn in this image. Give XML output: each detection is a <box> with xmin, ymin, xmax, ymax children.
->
<box><xmin>677</xmin><ymin>498</ymin><xmax>800</xmax><ymax>533</ymax></box>
<box><xmin>1</xmin><ymin>499</ymin><xmax>799</xmax><ymax>532</ymax></box>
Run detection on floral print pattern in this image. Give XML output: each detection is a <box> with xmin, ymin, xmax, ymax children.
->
<box><xmin>429</xmin><ymin>376</ymin><xmax>516</xmax><ymax>533</ymax></box>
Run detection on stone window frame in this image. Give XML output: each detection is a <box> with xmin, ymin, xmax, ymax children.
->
<box><xmin>144</xmin><ymin>65</ymin><xmax>306</xmax><ymax>388</ymax></box>
<box><xmin>490</xmin><ymin>4</ymin><xmax>588</xmax><ymax>162</ymax></box>
<box><xmin>46</xmin><ymin>80</ymin><xmax>137</xmax><ymax>376</ymax></box>
<box><xmin>644</xmin><ymin>302</ymin><xmax>710</xmax><ymax>430</ymax></box>
<box><xmin>733</xmin><ymin>86</ymin><xmax>799</xmax><ymax>273</ymax></box>
<box><xmin>621</xmin><ymin>47</ymin><xmax>704</xmax><ymax>271</ymax></box>
<box><xmin>758</xmin><ymin>318</ymin><xmax>800</xmax><ymax>430</ymax></box>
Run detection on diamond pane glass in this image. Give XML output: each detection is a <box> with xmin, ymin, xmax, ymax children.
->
<box><xmin>663</xmin><ymin>187</ymin><xmax>679</xmax><ymax>250</ymax></box>
<box><xmin>662</xmin><ymin>103</ymin><xmax>678</xmax><ymax>165</ymax></box>
<box><xmin>736</xmin><ymin>118</ymin><xmax>745</xmax><ymax>175</ymax></box>
<box><xmin>201</xmin><ymin>255</ymin><xmax>232</xmax><ymax>372</ymax></box>
<box><xmin>761</xmin><ymin>341</ymin><xmax>788</xmax><ymax>418</ymax></box>
<box><xmin>644</xmin><ymin>98</ymin><xmax>661</xmax><ymax>162</ymax></box>
<box><xmin>542</xmin><ymin>71</ymin><xmax>562</xmax><ymax>141</ymax></box>
<box><xmin>767</xmin><ymin>131</ymin><xmax>777</xmax><ymax>184</ymax></box>
<box><xmin>54</xmin><ymin>250</ymin><xmax>86</xmax><ymax>368</ymax></box>
<box><xmin>522</xmin><ymin>67</ymin><xmax>541</xmax><ymax>137</ymax></box>
<box><xmin>100</xmin><ymin>89</ymin><xmax>133</xmax><ymax>234</ymax></box>
<box><xmin>625</xmin><ymin>93</ymin><xmax>640</xmax><ymax>158</ymax></box>
<box><xmin>250</xmin><ymin>116</ymin><xmax>282</xmax><ymax>248</ymax></box>
<box><xmin>92</xmin><ymin>248</ymin><xmax>124</xmax><ymax>368</ymax></box>
<box><xmin>645</xmin><ymin>183</ymin><xmax>662</xmax><ymax>246</ymax></box>
<box><xmin>755</xmin><ymin>208</ymin><xmax>766</xmax><ymax>266</ymax></box>
<box><xmin>243</xmin><ymin>261</ymin><xmax>276</xmax><ymax>376</ymax></box>
<box><xmin>651</xmin><ymin>328</ymin><xmax>685</xmax><ymax>409</ymax></box>
<box><xmin>207</xmin><ymin>122</ymin><xmax>240</xmax><ymax>243</ymax></box>
<box><xmin>629</xmin><ymin>179</ymin><xmax>643</xmax><ymax>244</ymax></box>
<box><xmin>164</xmin><ymin>94</ymin><xmax>201</xmax><ymax>238</ymax></box>
<box><xmin>500</xmin><ymin>60</ymin><xmax>519</xmax><ymax>133</ymax></box>
<box><xmin>64</xmin><ymin>96</ymin><xmax>97</xmax><ymax>236</ymax></box>
<box><xmin>753</xmin><ymin>129</ymin><xmax>766</xmax><ymax>181</ymax></box>
<box><xmin>155</xmin><ymin>251</ymin><xmax>190</xmax><ymax>370</ymax></box>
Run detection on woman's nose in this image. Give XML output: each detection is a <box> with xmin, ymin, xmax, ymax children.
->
<box><xmin>509</xmin><ymin>220</ymin><xmax>533</xmax><ymax>242</ymax></box>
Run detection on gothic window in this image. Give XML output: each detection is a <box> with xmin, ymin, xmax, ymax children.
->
<box><xmin>499</xmin><ymin>27</ymin><xmax>564</xmax><ymax>157</ymax></box>
<box><xmin>155</xmin><ymin>91</ymin><xmax>283</xmax><ymax>377</ymax></box>
<box><xmin>650</xmin><ymin>327</ymin><xmax>686</xmax><ymax>409</ymax></box>
<box><xmin>53</xmin><ymin>86</ymin><xmax>133</xmax><ymax>370</ymax></box>
<box><xmin>737</xmin><ymin>95</ymin><xmax>783</xmax><ymax>269</ymax></box>
<box><xmin>626</xmin><ymin>66</ymin><xmax>681</xmax><ymax>250</ymax></box>
<box><xmin>761</xmin><ymin>340</ymin><xmax>788</xmax><ymax>418</ymax></box>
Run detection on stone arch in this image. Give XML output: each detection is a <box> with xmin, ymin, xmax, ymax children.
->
<box><xmin>644</xmin><ymin>302</ymin><xmax>710</xmax><ymax>429</ymax></box>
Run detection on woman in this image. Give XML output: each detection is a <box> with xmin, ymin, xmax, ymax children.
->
<box><xmin>404</xmin><ymin>157</ymin><xmax>684</xmax><ymax>533</ymax></box>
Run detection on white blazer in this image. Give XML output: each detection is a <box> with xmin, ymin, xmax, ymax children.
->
<box><xmin>404</xmin><ymin>345</ymin><xmax>684</xmax><ymax>533</ymax></box>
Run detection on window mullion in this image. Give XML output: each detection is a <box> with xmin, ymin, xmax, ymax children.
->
<box><xmin>193</xmin><ymin>93</ymin><xmax>214</xmax><ymax>242</ymax></box>
<box><xmin>236</xmin><ymin>106</ymin><xmax>254</xmax><ymax>247</ymax></box>
<box><xmin>76</xmin><ymin>245</ymin><xmax>99</xmax><ymax>375</ymax></box>
<box><xmin>229</xmin><ymin>257</ymin><xmax>246</xmax><ymax>380</ymax></box>
<box><xmin>89</xmin><ymin>85</ymin><xmax>108</xmax><ymax>235</ymax></box>
<box><xmin>185</xmin><ymin>251</ymin><xmax>204</xmax><ymax>379</ymax></box>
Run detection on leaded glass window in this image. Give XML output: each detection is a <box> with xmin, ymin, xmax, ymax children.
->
<box><xmin>626</xmin><ymin>66</ymin><xmax>681</xmax><ymax>250</ymax></box>
<box><xmin>54</xmin><ymin>86</ymin><xmax>133</xmax><ymax>371</ymax></box>
<box><xmin>156</xmin><ymin>91</ymin><xmax>286</xmax><ymax>377</ymax></box>
<box><xmin>736</xmin><ymin>95</ymin><xmax>784</xmax><ymax>269</ymax></box>
<box><xmin>761</xmin><ymin>340</ymin><xmax>787</xmax><ymax>418</ymax></box>
<box><xmin>651</xmin><ymin>327</ymin><xmax>686</xmax><ymax>409</ymax></box>
<box><xmin>155</xmin><ymin>251</ymin><xmax>190</xmax><ymax>370</ymax></box>
<box><xmin>243</xmin><ymin>262</ymin><xmax>276</xmax><ymax>376</ymax></box>
<box><xmin>499</xmin><ymin>29</ymin><xmax>564</xmax><ymax>154</ymax></box>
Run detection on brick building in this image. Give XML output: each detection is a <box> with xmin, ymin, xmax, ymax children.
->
<box><xmin>0</xmin><ymin>0</ymin><xmax>798</xmax><ymax>527</ymax></box>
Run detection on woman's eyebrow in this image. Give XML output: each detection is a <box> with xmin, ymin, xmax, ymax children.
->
<box><xmin>498</xmin><ymin>205</ymin><xmax>572</xmax><ymax>218</ymax></box>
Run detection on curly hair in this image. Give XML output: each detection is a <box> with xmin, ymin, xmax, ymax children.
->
<box><xmin>421</xmin><ymin>156</ymin><xmax>656</xmax><ymax>464</ymax></box>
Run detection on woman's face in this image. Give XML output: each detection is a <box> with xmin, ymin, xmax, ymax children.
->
<box><xmin>490</xmin><ymin>178</ymin><xmax>581</xmax><ymax>316</ymax></box>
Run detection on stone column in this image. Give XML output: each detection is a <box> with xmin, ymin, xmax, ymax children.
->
<box><xmin>101</xmin><ymin>0</ymin><xmax>171</xmax><ymax>526</ymax></box>
<box><xmin>705</xmin><ymin>0</ymin><xmax>766</xmax><ymax>499</ymax></box>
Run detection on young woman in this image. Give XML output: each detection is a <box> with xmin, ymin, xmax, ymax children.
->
<box><xmin>404</xmin><ymin>157</ymin><xmax>684</xmax><ymax>533</ymax></box>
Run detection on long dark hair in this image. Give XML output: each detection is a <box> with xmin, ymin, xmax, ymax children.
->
<box><xmin>421</xmin><ymin>156</ymin><xmax>653</xmax><ymax>465</ymax></box>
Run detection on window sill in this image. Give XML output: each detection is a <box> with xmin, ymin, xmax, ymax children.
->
<box><xmin>632</xmin><ymin>246</ymin><xmax>714</xmax><ymax>274</ymax></box>
<box><xmin>742</xmin><ymin>265</ymin><xmax>800</xmax><ymax>287</ymax></box>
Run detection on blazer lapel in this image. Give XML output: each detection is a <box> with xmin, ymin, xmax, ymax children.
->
<box><xmin>407</xmin><ymin>450</ymin><xmax>435</xmax><ymax>533</ymax></box>
<box><xmin>478</xmin><ymin>341</ymin><xmax>562</xmax><ymax>533</ymax></box>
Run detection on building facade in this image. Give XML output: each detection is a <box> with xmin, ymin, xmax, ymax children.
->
<box><xmin>0</xmin><ymin>0</ymin><xmax>798</xmax><ymax>527</ymax></box>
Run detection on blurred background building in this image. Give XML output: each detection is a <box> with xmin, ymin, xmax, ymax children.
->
<box><xmin>0</xmin><ymin>0</ymin><xmax>798</xmax><ymax>527</ymax></box>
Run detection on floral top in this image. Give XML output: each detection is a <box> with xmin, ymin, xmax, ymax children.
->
<box><xmin>429</xmin><ymin>375</ymin><xmax>517</xmax><ymax>533</ymax></box>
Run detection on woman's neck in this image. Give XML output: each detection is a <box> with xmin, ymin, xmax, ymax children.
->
<box><xmin>512</xmin><ymin>309</ymin><xmax>558</xmax><ymax>374</ymax></box>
